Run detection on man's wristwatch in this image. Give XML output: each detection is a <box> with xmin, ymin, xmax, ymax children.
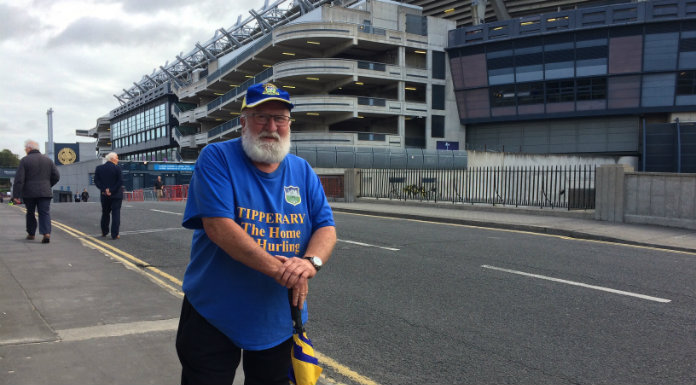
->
<box><xmin>304</xmin><ymin>256</ymin><xmax>323</xmax><ymax>272</ymax></box>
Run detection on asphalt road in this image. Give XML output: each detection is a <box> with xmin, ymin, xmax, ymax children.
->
<box><xmin>50</xmin><ymin>201</ymin><xmax>696</xmax><ymax>385</ymax></box>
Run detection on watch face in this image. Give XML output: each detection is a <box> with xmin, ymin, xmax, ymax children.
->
<box><xmin>307</xmin><ymin>256</ymin><xmax>322</xmax><ymax>270</ymax></box>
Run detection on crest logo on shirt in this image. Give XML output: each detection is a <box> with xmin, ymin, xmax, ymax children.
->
<box><xmin>284</xmin><ymin>186</ymin><xmax>301</xmax><ymax>206</ymax></box>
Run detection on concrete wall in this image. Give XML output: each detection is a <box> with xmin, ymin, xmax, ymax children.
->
<box><xmin>595</xmin><ymin>165</ymin><xmax>696</xmax><ymax>230</ymax></box>
<box><xmin>55</xmin><ymin>159</ymin><xmax>103</xmax><ymax>201</ymax></box>
<box><xmin>468</xmin><ymin>150</ymin><xmax>638</xmax><ymax>169</ymax></box>
<box><xmin>624</xmin><ymin>172</ymin><xmax>696</xmax><ymax>229</ymax></box>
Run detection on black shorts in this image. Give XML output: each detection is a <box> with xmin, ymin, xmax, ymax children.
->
<box><xmin>175</xmin><ymin>296</ymin><xmax>292</xmax><ymax>385</ymax></box>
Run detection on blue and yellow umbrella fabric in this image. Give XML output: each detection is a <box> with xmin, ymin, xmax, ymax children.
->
<box><xmin>289</xmin><ymin>297</ymin><xmax>322</xmax><ymax>385</ymax></box>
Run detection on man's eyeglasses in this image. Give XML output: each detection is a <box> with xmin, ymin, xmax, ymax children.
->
<box><xmin>248</xmin><ymin>112</ymin><xmax>291</xmax><ymax>126</ymax></box>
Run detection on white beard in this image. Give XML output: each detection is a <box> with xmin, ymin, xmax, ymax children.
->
<box><xmin>241</xmin><ymin>128</ymin><xmax>291</xmax><ymax>164</ymax></box>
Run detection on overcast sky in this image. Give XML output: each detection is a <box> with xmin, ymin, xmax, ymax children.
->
<box><xmin>0</xmin><ymin>0</ymin><xmax>265</xmax><ymax>160</ymax></box>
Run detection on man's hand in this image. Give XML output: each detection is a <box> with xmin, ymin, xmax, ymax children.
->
<box><xmin>274</xmin><ymin>255</ymin><xmax>316</xmax><ymax>288</ymax></box>
<box><xmin>12</xmin><ymin>198</ymin><xmax>20</xmax><ymax>205</ymax></box>
<box><xmin>273</xmin><ymin>255</ymin><xmax>312</xmax><ymax>309</ymax></box>
<box><xmin>290</xmin><ymin>283</ymin><xmax>309</xmax><ymax>310</ymax></box>
<box><xmin>105</xmin><ymin>188</ymin><xmax>111</xmax><ymax>196</ymax></box>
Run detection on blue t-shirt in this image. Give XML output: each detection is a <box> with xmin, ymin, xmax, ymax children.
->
<box><xmin>181</xmin><ymin>138</ymin><xmax>335</xmax><ymax>350</ymax></box>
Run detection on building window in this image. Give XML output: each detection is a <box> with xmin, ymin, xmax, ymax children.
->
<box><xmin>491</xmin><ymin>85</ymin><xmax>516</xmax><ymax>107</ymax></box>
<box><xmin>679</xmin><ymin>34</ymin><xmax>696</xmax><ymax>69</ymax></box>
<box><xmin>514</xmin><ymin>48</ymin><xmax>543</xmax><ymax>82</ymax></box>
<box><xmin>517</xmin><ymin>82</ymin><xmax>545</xmax><ymax>104</ymax></box>
<box><xmin>405</xmin><ymin>14</ymin><xmax>427</xmax><ymax>36</ymax></box>
<box><xmin>432</xmin><ymin>51</ymin><xmax>446</xmax><ymax>79</ymax></box>
<box><xmin>432</xmin><ymin>85</ymin><xmax>445</xmax><ymax>110</ymax></box>
<box><xmin>676</xmin><ymin>70</ymin><xmax>696</xmax><ymax>105</ymax></box>
<box><xmin>577</xmin><ymin>77</ymin><xmax>607</xmax><ymax>100</ymax></box>
<box><xmin>546</xmin><ymin>80</ymin><xmax>575</xmax><ymax>103</ymax></box>
<box><xmin>677</xmin><ymin>71</ymin><xmax>696</xmax><ymax>95</ymax></box>
<box><xmin>642</xmin><ymin>73</ymin><xmax>676</xmax><ymax>107</ymax></box>
<box><xmin>431</xmin><ymin>115</ymin><xmax>445</xmax><ymax>138</ymax></box>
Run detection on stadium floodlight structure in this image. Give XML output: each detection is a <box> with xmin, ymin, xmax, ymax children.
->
<box><xmin>114</xmin><ymin>0</ymin><xmax>352</xmax><ymax>105</ymax></box>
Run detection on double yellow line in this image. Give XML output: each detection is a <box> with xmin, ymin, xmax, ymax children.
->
<box><xmin>48</xmin><ymin>219</ymin><xmax>184</xmax><ymax>298</ymax></box>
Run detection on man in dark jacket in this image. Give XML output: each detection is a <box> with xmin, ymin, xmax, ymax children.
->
<box><xmin>12</xmin><ymin>139</ymin><xmax>60</xmax><ymax>244</ymax></box>
<box><xmin>94</xmin><ymin>152</ymin><xmax>124</xmax><ymax>239</ymax></box>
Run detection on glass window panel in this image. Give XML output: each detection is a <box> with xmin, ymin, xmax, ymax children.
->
<box><xmin>544</xmin><ymin>42</ymin><xmax>574</xmax><ymax>51</ymax></box>
<box><xmin>679</xmin><ymin>52</ymin><xmax>696</xmax><ymax>69</ymax></box>
<box><xmin>490</xmin><ymin>85</ymin><xmax>516</xmax><ymax>107</ymax></box>
<box><xmin>576</xmin><ymin>58</ymin><xmax>607</xmax><ymax>77</ymax></box>
<box><xmin>431</xmin><ymin>115</ymin><xmax>444</xmax><ymax>138</ymax></box>
<box><xmin>680</xmin><ymin>37</ymin><xmax>696</xmax><ymax>52</ymax></box>
<box><xmin>642</xmin><ymin>73</ymin><xmax>676</xmax><ymax>106</ymax></box>
<box><xmin>546</xmin><ymin>80</ymin><xmax>575</xmax><ymax>103</ymax></box>
<box><xmin>515</xmin><ymin>52</ymin><xmax>543</xmax><ymax>66</ymax></box>
<box><xmin>576</xmin><ymin>46</ymin><xmax>608</xmax><ymax>60</ymax></box>
<box><xmin>544</xmin><ymin>49</ymin><xmax>574</xmax><ymax>63</ymax></box>
<box><xmin>677</xmin><ymin>71</ymin><xmax>696</xmax><ymax>95</ymax></box>
<box><xmin>545</xmin><ymin>61</ymin><xmax>574</xmax><ymax>79</ymax></box>
<box><xmin>488</xmin><ymin>67</ymin><xmax>514</xmax><ymax>85</ymax></box>
<box><xmin>644</xmin><ymin>33</ymin><xmax>679</xmax><ymax>71</ymax></box>
<box><xmin>517</xmin><ymin>82</ymin><xmax>544</xmax><ymax>105</ymax></box>
<box><xmin>486</xmin><ymin>49</ymin><xmax>512</xmax><ymax>59</ymax></box>
<box><xmin>487</xmin><ymin>56</ymin><xmax>514</xmax><ymax>69</ymax></box>
<box><xmin>514</xmin><ymin>45</ymin><xmax>542</xmax><ymax>55</ymax></box>
<box><xmin>577</xmin><ymin>77</ymin><xmax>607</xmax><ymax>100</ymax></box>
<box><xmin>676</xmin><ymin>94</ymin><xmax>696</xmax><ymax>105</ymax></box>
<box><xmin>516</xmin><ymin>65</ymin><xmax>543</xmax><ymax>82</ymax></box>
<box><xmin>576</xmin><ymin>38</ymin><xmax>607</xmax><ymax>48</ymax></box>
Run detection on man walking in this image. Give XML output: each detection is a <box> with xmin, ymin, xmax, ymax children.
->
<box><xmin>154</xmin><ymin>175</ymin><xmax>164</xmax><ymax>200</ymax></box>
<box><xmin>94</xmin><ymin>152</ymin><xmax>124</xmax><ymax>239</ymax></box>
<box><xmin>176</xmin><ymin>82</ymin><xmax>337</xmax><ymax>385</ymax></box>
<box><xmin>12</xmin><ymin>139</ymin><xmax>60</xmax><ymax>244</ymax></box>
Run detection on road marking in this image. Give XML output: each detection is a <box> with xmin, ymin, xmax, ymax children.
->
<box><xmin>335</xmin><ymin>211</ymin><xmax>696</xmax><ymax>256</ymax></box>
<box><xmin>316</xmin><ymin>351</ymin><xmax>380</xmax><ymax>385</ymax></box>
<box><xmin>58</xmin><ymin>318</ymin><xmax>179</xmax><ymax>342</ymax></box>
<box><xmin>118</xmin><ymin>227</ymin><xmax>185</xmax><ymax>235</ymax></box>
<box><xmin>339</xmin><ymin>239</ymin><xmax>399</xmax><ymax>251</ymax></box>
<box><xmin>481</xmin><ymin>264</ymin><xmax>671</xmax><ymax>303</ymax></box>
<box><xmin>50</xmin><ymin>221</ymin><xmax>184</xmax><ymax>297</ymax></box>
<box><xmin>150</xmin><ymin>209</ymin><xmax>183</xmax><ymax>215</ymax></box>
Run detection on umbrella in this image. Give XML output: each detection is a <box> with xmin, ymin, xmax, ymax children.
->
<box><xmin>289</xmin><ymin>292</ymin><xmax>322</xmax><ymax>385</ymax></box>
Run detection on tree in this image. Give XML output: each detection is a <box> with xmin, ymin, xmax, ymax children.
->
<box><xmin>0</xmin><ymin>149</ymin><xmax>20</xmax><ymax>168</ymax></box>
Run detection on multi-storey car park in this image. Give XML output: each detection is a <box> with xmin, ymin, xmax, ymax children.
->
<box><xmin>84</xmin><ymin>0</ymin><xmax>696</xmax><ymax>172</ymax></box>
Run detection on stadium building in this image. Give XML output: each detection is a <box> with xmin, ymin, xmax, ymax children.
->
<box><xmin>84</xmin><ymin>0</ymin><xmax>696</xmax><ymax>172</ymax></box>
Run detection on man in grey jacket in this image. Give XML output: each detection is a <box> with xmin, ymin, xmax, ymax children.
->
<box><xmin>12</xmin><ymin>139</ymin><xmax>60</xmax><ymax>243</ymax></box>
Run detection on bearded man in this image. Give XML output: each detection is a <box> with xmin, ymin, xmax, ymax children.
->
<box><xmin>176</xmin><ymin>82</ymin><xmax>337</xmax><ymax>385</ymax></box>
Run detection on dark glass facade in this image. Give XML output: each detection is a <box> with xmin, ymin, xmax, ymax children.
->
<box><xmin>447</xmin><ymin>1</ymin><xmax>696</xmax><ymax>124</ymax></box>
<box><xmin>110</xmin><ymin>97</ymin><xmax>178</xmax><ymax>161</ymax></box>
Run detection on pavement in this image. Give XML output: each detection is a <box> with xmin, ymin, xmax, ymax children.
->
<box><xmin>1</xmin><ymin>199</ymin><xmax>694</xmax><ymax>385</ymax></box>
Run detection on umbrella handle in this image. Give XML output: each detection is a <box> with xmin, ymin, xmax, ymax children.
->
<box><xmin>288</xmin><ymin>290</ymin><xmax>305</xmax><ymax>333</ymax></box>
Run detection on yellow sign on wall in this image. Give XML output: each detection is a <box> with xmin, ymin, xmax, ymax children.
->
<box><xmin>54</xmin><ymin>143</ymin><xmax>80</xmax><ymax>165</ymax></box>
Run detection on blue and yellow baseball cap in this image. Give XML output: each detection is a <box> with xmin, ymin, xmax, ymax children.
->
<box><xmin>241</xmin><ymin>83</ymin><xmax>294</xmax><ymax>110</ymax></box>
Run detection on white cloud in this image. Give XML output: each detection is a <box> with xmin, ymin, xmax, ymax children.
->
<box><xmin>0</xmin><ymin>0</ymin><xmax>265</xmax><ymax>158</ymax></box>
<box><xmin>0</xmin><ymin>3</ymin><xmax>43</xmax><ymax>41</ymax></box>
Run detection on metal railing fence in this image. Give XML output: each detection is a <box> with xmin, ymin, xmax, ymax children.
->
<box><xmin>359</xmin><ymin>166</ymin><xmax>596</xmax><ymax>210</ymax></box>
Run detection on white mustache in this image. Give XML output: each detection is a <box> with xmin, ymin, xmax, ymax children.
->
<box><xmin>258</xmin><ymin>132</ymin><xmax>280</xmax><ymax>140</ymax></box>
